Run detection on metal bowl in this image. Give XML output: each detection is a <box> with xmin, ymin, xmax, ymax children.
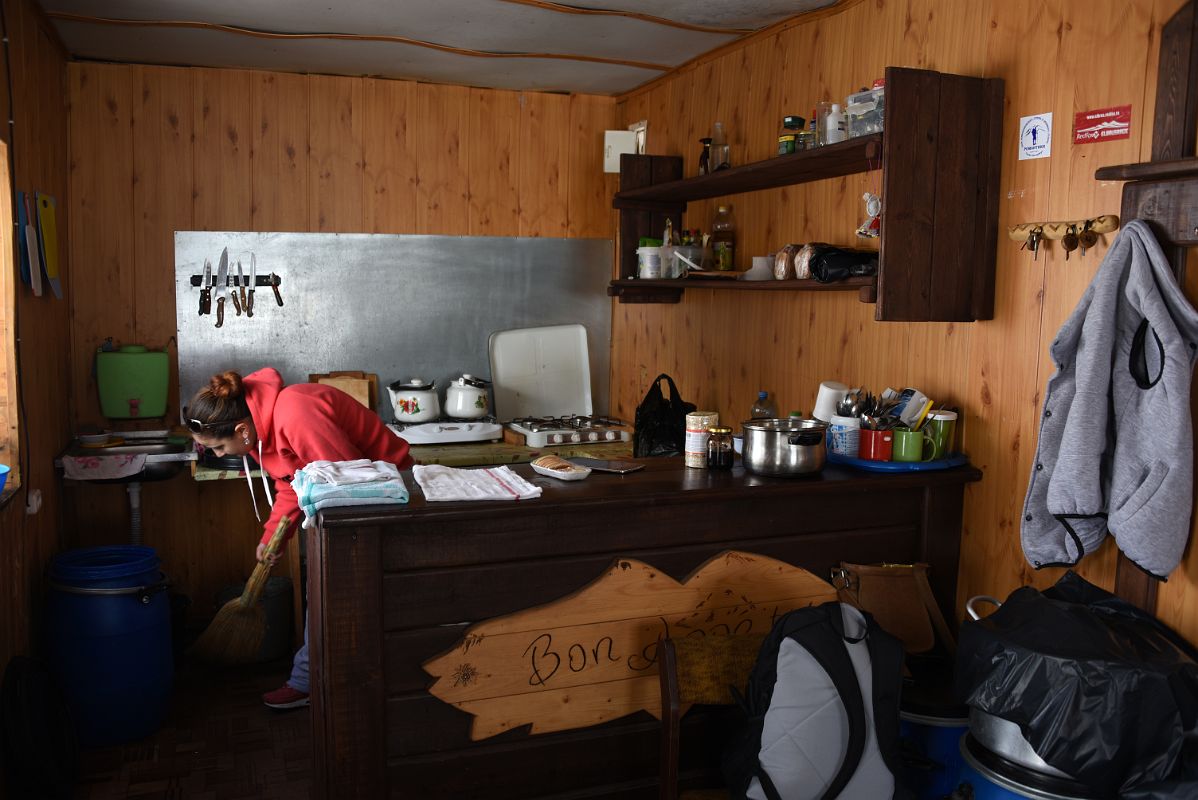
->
<box><xmin>740</xmin><ymin>418</ymin><xmax>827</xmax><ymax>477</ymax></box>
<box><xmin>969</xmin><ymin>708</ymin><xmax>1075</xmax><ymax>780</ymax></box>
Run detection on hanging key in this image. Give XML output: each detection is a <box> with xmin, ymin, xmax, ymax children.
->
<box><xmin>1029</xmin><ymin>226</ymin><xmax>1043</xmax><ymax>261</ymax></box>
<box><xmin>1061</xmin><ymin>224</ymin><xmax>1079</xmax><ymax>261</ymax></box>
<box><xmin>1079</xmin><ymin>220</ymin><xmax>1098</xmax><ymax>256</ymax></box>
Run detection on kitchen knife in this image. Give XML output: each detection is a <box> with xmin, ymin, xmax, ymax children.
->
<box><xmin>231</xmin><ymin>261</ymin><xmax>243</xmax><ymax>316</ymax></box>
<box><xmin>199</xmin><ymin>260</ymin><xmax>212</xmax><ymax>315</ymax></box>
<box><xmin>215</xmin><ymin>247</ymin><xmax>228</xmax><ymax>328</ymax></box>
<box><xmin>246</xmin><ymin>254</ymin><xmax>256</xmax><ymax>317</ymax></box>
<box><xmin>271</xmin><ymin>272</ymin><xmax>284</xmax><ymax>306</ymax></box>
<box><xmin>237</xmin><ymin>260</ymin><xmax>248</xmax><ymax>312</ymax></box>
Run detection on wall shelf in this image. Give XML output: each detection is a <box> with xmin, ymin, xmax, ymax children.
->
<box><xmin>607</xmin><ymin>276</ymin><xmax>877</xmax><ymax>304</ymax></box>
<box><xmin>612</xmin><ymin>136</ymin><xmax>881</xmax><ymax>209</ymax></box>
<box><xmin>611</xmin><ymin>66</ymin><xmax>1004</xmax><ymax>321</ymax></box>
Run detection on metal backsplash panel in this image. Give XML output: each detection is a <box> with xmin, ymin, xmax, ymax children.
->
<box><xmin>175</xmin><ymin>232</ymin><xmax>613</xmax><ymax>421</ymax></box>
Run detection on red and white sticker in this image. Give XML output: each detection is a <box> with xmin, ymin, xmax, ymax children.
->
<box><xmin>1073</xmin><ymin>105</ymin><xmax>1131</xmax><ymax>144</ymax></box>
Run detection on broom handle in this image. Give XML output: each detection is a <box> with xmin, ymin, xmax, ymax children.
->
<box><xmin>238</xmin><ymin>516</ymin><xmax>291</xmax><ymax>607</ymax></box>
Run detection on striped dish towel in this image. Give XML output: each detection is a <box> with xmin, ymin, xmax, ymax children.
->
<box><xmin>292</xmin><ymin>464</ymin><xmax>409</xmax><ymax>528</ymax></box>
<box><xmin>412</xmin><ymin>464</ymin><xmax>542</xmax><ymax>502</ymax></box>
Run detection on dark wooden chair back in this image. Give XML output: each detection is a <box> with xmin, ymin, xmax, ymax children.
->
<box><xmin>658</xmin><ymin>634</ymin><xmax>766</xmax><ymax>800</ymax></box>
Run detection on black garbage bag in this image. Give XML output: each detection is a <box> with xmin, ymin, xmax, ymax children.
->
<box><xmin>809</xmin><ymin>246</ymin><xmax>878</xmax><ymax>283</ymax></box>
<box><xmin>956</xmin><ymin>571</ymin><xmax>1198</xmax><ymax>797</ymax></box>
<box><xmin>632</xmin><ymin>373</ymin><xmax>695</xmax><ymax>457</ymax></box>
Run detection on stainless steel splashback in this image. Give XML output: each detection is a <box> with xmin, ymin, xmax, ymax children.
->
<box><xmin>175</xmin><ymin>232</ymin><xmax>613</xmax><ymax>420</ymax></box>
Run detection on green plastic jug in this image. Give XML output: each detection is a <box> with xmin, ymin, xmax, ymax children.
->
<box><xmin>95</xmin><ymin>345</ymin><xmax>168</xmax><ymax>418</ymax></box>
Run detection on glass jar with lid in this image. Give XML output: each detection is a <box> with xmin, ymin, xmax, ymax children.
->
<box><xmin>707</xmin><ymin>426</ymin><xmax>735</xmax><ymax>469</ymax></box>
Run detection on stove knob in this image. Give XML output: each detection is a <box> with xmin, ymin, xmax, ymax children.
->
<box><xmin>586</xmin><ymin>431</ymin><xmax>600</xmax><ymax>442</ymax></box>
<box><xmin>570</xmin><ymin>433</ymin><xmax>581</xmax><ymax>443</ymax></box>
<box><xmin>550</xmin><ymin>433</ymin><xmax>564</xmax><ymax>444</ymax></box>
<box><xmin>604</xmin><ymin>430</ymin><xmax>618</xmax><ymax>441</ymax></box>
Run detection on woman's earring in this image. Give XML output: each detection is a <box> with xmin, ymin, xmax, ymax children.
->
<box><xmin>243</xmin><ymin>438</ymin><xmax>250</xmax><ymax>445</ymax></box>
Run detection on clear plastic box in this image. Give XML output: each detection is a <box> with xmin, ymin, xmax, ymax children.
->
<box><xmin>846</xmin><ymin>86</ymin><xmax>885</xmax><ymax>138</ymax></box>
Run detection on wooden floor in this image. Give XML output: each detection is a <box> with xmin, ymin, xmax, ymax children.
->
<box><xmin>76</xmin><ymin>658</ymin><xmax>312</xmax><ymax>799</ymax></box>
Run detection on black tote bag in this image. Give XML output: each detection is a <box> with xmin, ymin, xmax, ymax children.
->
<box><xmin>633</xmin><ymin>374</ymin><xmax>696</xmax><ymax>457</ymax></box>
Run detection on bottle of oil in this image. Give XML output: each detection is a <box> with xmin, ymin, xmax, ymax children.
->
<box><xmin>712</xmin><ymin>205</ymin><xmax>736</xmax><ymax>270</ymax></box>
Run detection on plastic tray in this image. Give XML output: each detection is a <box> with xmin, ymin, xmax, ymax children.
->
<box><xmin>827</xmin><ymin>452</ymin><xmax>969</xmax><ymax>472</ymax></box>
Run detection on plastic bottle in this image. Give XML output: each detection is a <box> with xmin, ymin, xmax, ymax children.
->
<box><xmin>825</xmin><ymin>103</ymin><xmax>847</xmax><ymax>144</ymax></box>
<box><xmin>711</xmin><ymin>122</ymin><xmax>731</xmax><ymax>170</ymax></box>
<box><xmin>751</xmin><ymin>391</ymin><xmax>777</xmax><ymax>420</ymax></box>
<box><xmin>712</xmin><ymin>205</ymin><xmax>736</xmax><ymax>271</ymax></box>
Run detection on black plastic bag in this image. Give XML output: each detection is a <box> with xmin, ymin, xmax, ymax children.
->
<box><xmin>956</xmin><ymin>571</ymin><xmax>1198</xmax><ymax>796</ymax></box>
<box><xmin>810</xmin><ymin>246</ymin><xmax>878</xmax><ymax>283</ymax></box>
<box><xmin>632</xmin><ymin>374</ymin><xmax>695</xmax><ymax>457</ymax></box>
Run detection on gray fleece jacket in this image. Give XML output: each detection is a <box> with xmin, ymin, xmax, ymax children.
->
<box><xmin>1022</xmin><ymin>220</ymin><xmax>1198</xmax><ymax>579</ymax></box>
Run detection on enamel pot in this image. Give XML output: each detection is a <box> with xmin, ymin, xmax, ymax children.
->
<box><xmin>444</xmin><ymin>374</ymin><xmax>490</xmax><ymax>419</ymax></box>
<box><xmin>388</xmin><ymin>378</ymin><xmax>440</xmax><ymax>423</ymax></box>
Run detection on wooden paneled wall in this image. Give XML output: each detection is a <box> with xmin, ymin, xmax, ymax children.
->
<box><xmin>0</xmin><ymin>0</ymin><xmax>71</xmax><ymax>670</ymax></box>
<box><xmin>65</xmin><ymin>66</ymin><xmax>617</xmax><ymax>619</ymax></box>
<box><xmin>614</xmin><ymin>0</ymin><xmax>1198</xmax><ymax>641</ymax></box>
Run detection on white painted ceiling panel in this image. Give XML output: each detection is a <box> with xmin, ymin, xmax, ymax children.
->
<box><xmin>42</xmin><ymin>0</ymin><xmax>838</xmax><ymax>94</ymax></box>
<box><xmin>51</xmin><ymin>20</ymin><xmax>663</xmax><ymax>94</ymax></box>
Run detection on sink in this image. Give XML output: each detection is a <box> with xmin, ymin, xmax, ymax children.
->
<box><xmin>58</xmin><ymin>438</ymin><xmax>196</xmax><ymax>483</ymax></box>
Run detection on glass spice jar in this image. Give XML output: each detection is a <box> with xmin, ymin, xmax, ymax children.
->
<box><xmin>707</xmin><ymin>426</ymin><xmax>734</xmax><ymax>469</ymax></box>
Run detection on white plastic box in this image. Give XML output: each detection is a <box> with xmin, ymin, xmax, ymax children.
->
<box><xmin>846</xmin><ymin>86</ymin><xmax>885</xmax><ymax>139</ymax></box>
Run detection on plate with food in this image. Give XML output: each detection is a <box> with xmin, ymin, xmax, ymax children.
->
<box><xmin>530</xmin><ymin>455</ymin><xmax>592</xmax><ymax>481</ymax></box>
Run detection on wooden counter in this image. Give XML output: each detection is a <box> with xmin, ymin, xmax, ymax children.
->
<box><xmin>308</xmin><ymin>457</ymin><xmax>981</xmax><ymax>799</ymax></box>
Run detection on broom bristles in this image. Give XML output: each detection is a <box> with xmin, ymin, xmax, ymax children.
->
<box><xmin>189</xmin><ymin>516</ymin><xmax>290</xmax><ymax>664</ymax></box>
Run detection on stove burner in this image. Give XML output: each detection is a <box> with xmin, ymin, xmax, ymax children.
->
<box><xmin>508</xmin><ymin>415</ymin><xmax>624</xmax><ymax>432</ymax></box>
<box><xmin>393</xmin><ymin>414</ymin><xmax>497</xmax><ymax>430</ymax></box>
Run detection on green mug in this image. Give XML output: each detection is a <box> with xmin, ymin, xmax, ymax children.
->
<box><xmin>924</xmin><ymin>410</ymin><xmax>958</xmax><ymax>458</ymax></box>
<box><xmin>893</xmin><ymin>427</ymin><xmax>938</xmax><ymax>462</ymax></box>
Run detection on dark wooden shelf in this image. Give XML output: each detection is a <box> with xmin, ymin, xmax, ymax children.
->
<box><xmin>608</xmin><ymin>276</ymin><xmax>877</xmax><ymax>304</ymax></box>
<box><xmin>612</xmin><ymin>135</ymin><xmax>882</xmax><ymax>208</ymax></box>
<box><xmin>1095</xmin><ymin>156</ymin><xmax>1198</xmax><ymax>182</ymax></box>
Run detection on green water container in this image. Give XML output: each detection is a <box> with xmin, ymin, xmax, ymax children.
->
<box><xmin>96</xmin><ymin>345</ymin><xmax>169</xmax><ymax>418</ymax></box>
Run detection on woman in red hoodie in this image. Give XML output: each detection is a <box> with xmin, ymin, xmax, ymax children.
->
<box><xmin>186</xmin><ymin>367</ymin><xmax>414</xmax><ymax>709</ymax></box>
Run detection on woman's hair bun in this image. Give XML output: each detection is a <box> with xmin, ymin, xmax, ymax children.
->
<box><xmin>209</xmin><ymin>370</ymin><xmax>244</xmax><ymax>401</ymax></box>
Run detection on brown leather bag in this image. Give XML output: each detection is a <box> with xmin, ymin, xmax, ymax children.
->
<box><xmin>831</xmin><ymin>562</ymin><xmax>956</xmax><ymax>655</ymax></box>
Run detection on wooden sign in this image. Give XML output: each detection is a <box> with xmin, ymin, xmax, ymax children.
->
<box><xmin>423</xmin><ymin>550</ymin><xmax>837</xmax><ymax>740</ymax></box>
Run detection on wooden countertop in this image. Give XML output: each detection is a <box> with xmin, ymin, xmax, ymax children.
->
<box><xmin>320</xmin><ymin>456</ymin><xmax>981</xmax><ymax>525</ymax></box>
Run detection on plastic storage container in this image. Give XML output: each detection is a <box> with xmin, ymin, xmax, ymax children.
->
<box><xmin>670</xmin><ymin>245</ymin><xmax>713</xmax><ymax>276</ymax></box>
<box><xmin>712</xmin><ymin>206</ymin><xmax>736</xmax><ymax>270</ymax></box>
<box><xmin>45</xmin><ymin>546</ymin><xmax>173</xmax><ymax>746</ymax></box>
<box><xmin>96</xmin><ymin>344</ymin><xmax>169</xmax><ymax>418</ymax></box>
<box><xmin>636</xmin><ymin>246</ymin><xmax>663</xmax><ymax>279</ymax></box>
<box><xmin>847</xmin><ymin>85</ymin><xmax>885</xmax><ymax>138</ymax></box>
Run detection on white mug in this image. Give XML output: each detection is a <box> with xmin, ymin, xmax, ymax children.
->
<box><xmin>813</xmin><ymin>381</ymin><xmax>849</xmax><ymax>422</ymax></box>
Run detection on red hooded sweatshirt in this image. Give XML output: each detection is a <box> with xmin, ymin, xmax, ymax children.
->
<box><xmin>243</xmin><ymin>368</ymin><xmax>414</xmax><ymax>547</ymax></box>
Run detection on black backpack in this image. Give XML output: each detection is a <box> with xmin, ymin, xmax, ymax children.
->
<box><xmin>722</xmin><ymin>602</ymin><xmax>912</xmax><ymax>800</ymax></box>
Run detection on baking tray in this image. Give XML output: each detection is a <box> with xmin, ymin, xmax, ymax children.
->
<box><xmin>826</xmin><ymin>452</ymin><xmax>969</xmax><ymax>472</ymax></box>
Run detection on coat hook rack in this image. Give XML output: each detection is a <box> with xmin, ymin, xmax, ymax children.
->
<box><xmin>1006</xmin><ymin>214</ymin><xmax>1119</xmax><ymax>242</ymax></box>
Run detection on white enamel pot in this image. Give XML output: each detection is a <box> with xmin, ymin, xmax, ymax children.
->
<box><xmin>445</xmin><ymin>374</ymin><xmax>490</xmax><ymax>419</ymax></box>
<box><xmin>388</xmin><ymin>378</ymin><xmax>440</xmax><ymax>423</ymax></box>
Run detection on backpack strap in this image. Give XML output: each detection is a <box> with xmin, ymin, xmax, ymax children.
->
<box><xmin>861</xmin><ymin>609</ymin><xmax>912</xmax><ymax>800</ymax></box>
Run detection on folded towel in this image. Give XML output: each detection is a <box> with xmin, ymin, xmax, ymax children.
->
<box><xmin>293</xmin><ymin>463</ymin><xmax>409</xmax><ymax>529</ymax></box>
<box><xmin>63</xmin><ymin>454</ymin><xmax>147</xmax><ymax>481</ymax></box>
<box><xmin>303</xmin><ymin>458</ymin><xmax>401</xmax><ymax>486</ymax></box>
<box><xmin>413</xmin><ymin>464</ymin><xmax>542</xmax><ymax>502</ymax></box>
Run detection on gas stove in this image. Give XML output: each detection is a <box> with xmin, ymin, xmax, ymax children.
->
<box><xmin>388</xmin><ymin>417</ymin><xmax>503</xmax><ymax>445</ymax></box>
<box><xmin>507</xmin><ymin>415</ymin><xmax>631</xmax><ymax>447</ymax></box>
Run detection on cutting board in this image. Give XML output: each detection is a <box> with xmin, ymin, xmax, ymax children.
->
<box><xmin>489</xmin><ymin>324</ymin><xmax>591</xmax><ymax>419</ymax></box>
<box><xmin>309</xmin><ymin>371</ymin><xmax>377</xmax><ymax>410</ymax></box>
<box><xmin>36</xmin><ymin>193</ymin><xmax>62</xmax><ymax>299</ymax></box>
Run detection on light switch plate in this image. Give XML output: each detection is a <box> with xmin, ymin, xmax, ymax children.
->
<box><xmin>603</xmin><ymin>130</ymin><xmax>638</xmax><ymax>173</ymax></box>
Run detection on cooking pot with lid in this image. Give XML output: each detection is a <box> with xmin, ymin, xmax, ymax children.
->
<box><xmin>445</xmin><ymin>374</ymin><xmax>490</xmax><ymax>419</ymax></box>
<box><xmin>388</xmin><ymin>378</ymin><xmax>440</xmax><ymax>424</ymax></box>
<box><xmin>740</xmin><ymin>418</ymin><xmax>828</xmax><ymax>477</ymax></box>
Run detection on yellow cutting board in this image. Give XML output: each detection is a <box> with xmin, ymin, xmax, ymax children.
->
<box><xmin>36</xmin><ymin>193</ymin><xmax>62</xmax><ymax>299</ymax></box>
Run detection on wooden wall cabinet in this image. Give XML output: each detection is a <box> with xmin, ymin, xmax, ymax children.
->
<box><xmin>611</xmin><ymin>67</ymin><xmax>1004</xmax><ymax>322</ymax></box>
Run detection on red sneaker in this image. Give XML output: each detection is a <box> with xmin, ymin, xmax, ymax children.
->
<box><xmin>262</xmin><ymin>684</ymin><xmax>309</xmax><ymax>710</ymax></box>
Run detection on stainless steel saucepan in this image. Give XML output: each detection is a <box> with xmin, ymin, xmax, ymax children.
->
<box><xmin>740</xmin><ymin>418</ymin><xmax>828</xmax><ymax>477</ymax></box>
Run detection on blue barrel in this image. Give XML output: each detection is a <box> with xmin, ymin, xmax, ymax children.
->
<box><xmin>956</xmin><ymin>735</ymin><xmax>1097</xmax><ymax>800</ymax></box>
<box><xmin>901</xmin><ymin>709</ymin><xmax>969</xmax><ymax>798</ymax></box>
<box><xmin>45</xmin><ymin>546</ymin><xmax>172</xmax><ymax>746</ymax></box>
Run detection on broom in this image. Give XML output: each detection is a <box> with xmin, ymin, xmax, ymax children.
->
<box><xmin>190</xmin><ymin>516</ymin><xmax>291</xmax><ymax>664</ymax></box>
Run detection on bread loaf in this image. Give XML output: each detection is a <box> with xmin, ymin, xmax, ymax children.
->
<box><xmin>532</xmin><ymin>455</ymin><xmax>586</xmax><ymax>473</ymax></box>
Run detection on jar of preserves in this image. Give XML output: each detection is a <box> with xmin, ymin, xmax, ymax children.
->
<box><xmin>707</xmin><ymin>426</ymin><xmax>734</xmax><ymax>469</ymax></box>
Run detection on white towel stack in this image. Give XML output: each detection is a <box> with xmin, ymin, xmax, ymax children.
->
<box><xmin>413</xmin><ymin>464</ymin><xmax>542</xmax><ymax>502</ymax></box>
<box><xmin>293</xmin><ymin>459</ymin><xmax>409</xmax><ymax>528</ymax></box>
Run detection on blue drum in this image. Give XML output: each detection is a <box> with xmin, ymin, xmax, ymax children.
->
<box><xmin>955</xmin><ymin>734</ymin><xmax>1098</xmax><ymax>800</ymax></box>
<box><xmin>45</xmin><ymin>546</ymin><xmax>173</xmax><ymax>746</ymax></box>
<box><xmin>900</xmin><ymin>709</ymin><xmax>969</xmax><ymax>798</ymax></box>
